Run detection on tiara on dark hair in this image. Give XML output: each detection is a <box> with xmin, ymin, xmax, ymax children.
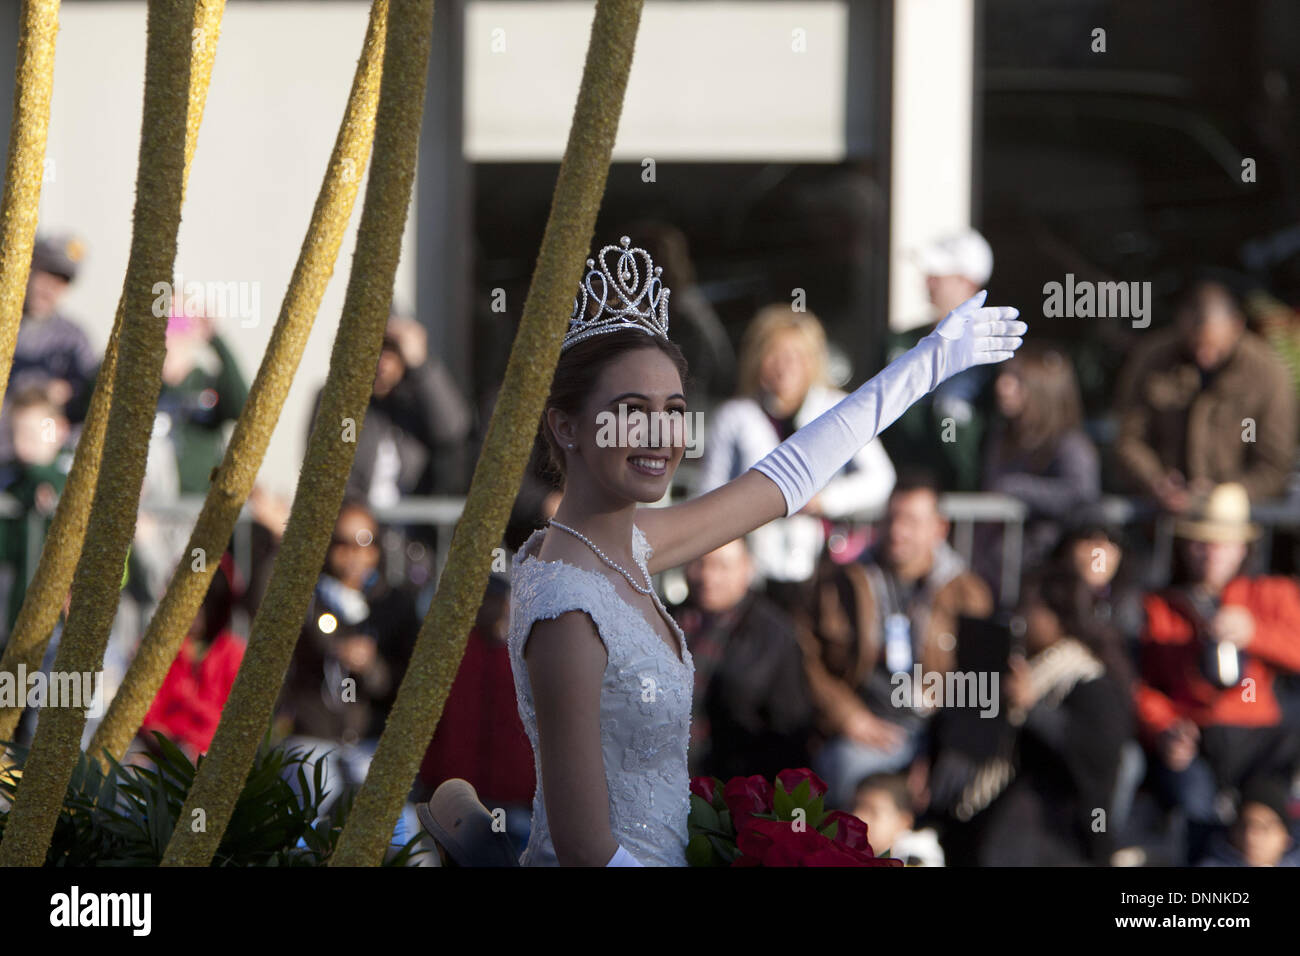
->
<box><xmin>563</xmin><ymin>236</ymin><xmax>670</xmax><ymax>352</ymax></box>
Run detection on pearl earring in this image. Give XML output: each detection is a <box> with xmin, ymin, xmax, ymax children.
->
<box><xmin>567</xmin><ymin>442</ymin><xmax>575</xmax><ymax>449</ymax></box>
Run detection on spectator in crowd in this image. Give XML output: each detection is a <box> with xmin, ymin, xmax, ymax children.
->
<box><xmin>1052</xmin><ymin>520</ymin><xmax>1146</xmax><ymax>658</ymax></box>
<box><xmin>1136</xmin><ymin>482</ymin><xmax>1300</xmax><ymax>861</ymax></box>
<box><xmin>1048</xmin><ymin>521</ymin><xmax>1148</xmax><ymax>838</ymax></box>
<box><xmin>277</xmin><ymin>501</ymin><xmax>420</xmax><ymax>817</ymax></box>
<box><xmin>1198</xmin><ymin>776</ymin><xmax>1300</xmax><ymax>867</ymax></box>
<box><xmin>419</xmin><ymin>573</ymin><xmax>535</xmax><ymax>854</ymax></box>
<box><xmin>124</xmin><ymin>308</ymin><xmax>249</xmax><ymax>620</ymax></box>
<box><xmin>852</xmin><ymin>772</ymin><xmax>945</xmax><ymax>866</ymax></box>
<box><xmin>669</xmin><ymin>537</ymin><xmax>814</xmax><ymax>781</ymax></box>
<box><xmin>241</xmin><ymin>484</ymin><xmax>291</xmax><ymax>619</ymax></box>
<box><xmin>325</xmin><ymin>311</ymin><xmax>474</xmax><ymax>508</ymax></box>
<box><xmin>139</xmin><ymin>554</ymin><xmax>245</xmax><ymax>761</ymax></box>
<box><xmin>798</xmin><ymin>470</ymin><xmax>992</xmax><ymax>810</ymax></box>
<box><xmin>1114</xmin><ymin>274</ymin><xmax>1298</xmax><ymax>511</ymax></box>
<box><xmin>695</xmin><ymin>304</ymin><xmax>895</xmax><ymax>607</ymax></box>
<box><xmin>0</xmin><ymin>386</ymin><xmax>71</xmax><ymax>634</ymax></box>
<box><xmin>147</xmin><ymin>307</ymin><xmax>247</xmax><ymax>497</ymax></box>
<box><xmin>881</xmin><ymin>229</ymin><xmax>995</xmax><ymax>492</ymax></box>
<box><xmin>946</xmin><ymin>572</ymin><xmax>1133</xmax><ymax>866</ymax></box>
<box><xmin>975</xmin><ymin>345</ymin><xmax>1100</xmax><ymax>596</ymax></box>
<box><xmin>0</xmin><ymin>236</ymin><xmax>98</xmax><ymax>466</ymax></box>
<box><xmin>9</xmin><ymin>235</ymin><xmax>98</xmax><ymax>419</ymax></box>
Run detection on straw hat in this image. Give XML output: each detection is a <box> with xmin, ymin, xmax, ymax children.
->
<box><xmin>1174</xmin><ymin>482</ymin><xmax>1259</xmax><ymax>543</ymax></box>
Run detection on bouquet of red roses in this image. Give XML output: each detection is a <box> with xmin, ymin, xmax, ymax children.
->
<box><xmin>687</xmin><ymin>768</ymin><xmax>903</xmax><ymax>866</ymax></box>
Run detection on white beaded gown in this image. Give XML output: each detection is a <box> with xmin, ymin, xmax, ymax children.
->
<box><xmin>507</xmin><ymin>523</ymin><xmax>695</xmax><ymax>866</ymax></box>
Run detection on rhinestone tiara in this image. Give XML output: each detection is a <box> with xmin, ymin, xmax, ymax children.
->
<box><xmin>563</xmin><ymin>236</ymin><xmax>671</xmax><ymax>352</ymax></box>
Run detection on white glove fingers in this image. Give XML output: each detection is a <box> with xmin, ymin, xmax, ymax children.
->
<box><xmin>977</xmin><ymin>350</ymin><xmax>1017</xmax><ymax>364</ymax></box>
<box><xmin>982</xmin><ymin>318</ymin><xmax>1026</xmax><ymax>336</ymax></box>
<box><xmin>980</xmin><ymin>336</ymin><xmax>1023</xmax><ymax>352</ymax></box>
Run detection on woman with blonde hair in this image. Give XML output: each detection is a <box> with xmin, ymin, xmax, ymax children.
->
<box><xmin>695</xmin><ymin>304</ymin><xmax>897</xmax><ymax>600</ymax></box>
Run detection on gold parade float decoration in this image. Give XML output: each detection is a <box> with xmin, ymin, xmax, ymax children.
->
<box><xmin>0</xmin><ymin>0</ymin><xmax>644</xmax><ymax>866</ymax></box>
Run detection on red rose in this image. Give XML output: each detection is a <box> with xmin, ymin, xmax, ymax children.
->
<box><xmin>776</xmin><ymin>767</ymin><xmax>828</xmax><ymax>799</ymax></box>
<box><xmin>735</xmin><ymin>819</ymin><xmax>827</xmax><ymax>866</ymax></box>
<box><xmin>820</xmin><ymin>810</ymin><xmax>871</xmax><ymax>852</ymax></box>
<box><xmin>723</xmin><ymin>775</ymin><xmax>774</xmax><ymax>827</ymax></box>
<box><xmin>733</xmin><ymin>819</ymin><xmax>901</xmax><ymax>866</ymax></box>
<box><xmin>690</xmin><ymin>776</ymin><xmax>718</xmax><ymax>805</ymax></box>
<box><xmin>803</xmin><ymin>841</ymin><xmax>903</xmax><ymax>867</ymax></box>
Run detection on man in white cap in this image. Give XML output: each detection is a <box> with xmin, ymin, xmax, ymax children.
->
<box><xmin>880</xmin><ymin>229</ymin><xmax>996</xmax><ymax>492</ymax></box>
<box><xmin>913</xmin><ymin>229</ymin><xmax>994</xmax><ymax>320</ymax></box>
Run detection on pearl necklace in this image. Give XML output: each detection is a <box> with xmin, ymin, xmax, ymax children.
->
<box><xmin>547</xmin><ymin>519</ymin><xmax>654</xmax><ymax>596</ymax></box>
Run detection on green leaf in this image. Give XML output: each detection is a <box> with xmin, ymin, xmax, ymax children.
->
<box><xmin>717</xmin><ymin>808</ymin><xmax>733</xmax><ymax>837</ymax></box>
<box><xmin>773</xmin><ymin>784</ymin><xmax>795</xmax><ymax>821</ymax></box>
<box><xmin>686</xmin><ymin>833</ymin><xmax>718</xmax><ymax>867</ymax></box>
<box><xmin>806</xmin><ymin>795</ymin><xmax>828</xmax><ymax>830</ymax></box>
<box><xmin>709</xmin><ymin>777</ymin><xmax>728</xmax><ymax>812</ymax></box>
<box><xmin>689</xmin><ymin>792</ymin><xmax>720</xmax><ymax>833</ymax></box>
<box><xmin>710</xmin><ymin>835</ymin><xmax>741</xmax><ymax>864</ymax></box>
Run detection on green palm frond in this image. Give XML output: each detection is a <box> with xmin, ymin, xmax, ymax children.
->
<box><xmin>0</xmin><ymin>733</ymin><xmax>425</xmax><ymax>866</ymax></box>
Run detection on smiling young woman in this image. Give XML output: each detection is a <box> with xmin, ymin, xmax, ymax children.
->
<box><xmin>502</xmin><ymin>237</ymin><xmax>1025</xmax><ymax>867</ymax></box>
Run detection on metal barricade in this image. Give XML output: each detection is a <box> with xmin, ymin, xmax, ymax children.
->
<box><xmin>0</xmin><ymin>490</ymin><xmax>1294</xmax><ymax>624</ymax></box>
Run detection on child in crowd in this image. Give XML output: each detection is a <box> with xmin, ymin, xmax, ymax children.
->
<box><xmin>0</xmin><ymin>386</ymin><xmax>72</xmax><ymax>633</ymax></box>
<box><xmin>853</xmin><ymin>773</ymin><xmax>945</xmax><ymax>866</ymax></box>
<box><xmin>1198</xmin><ymin>776</ymin><xmax>1300</xmax><ymax>867</ymax></box>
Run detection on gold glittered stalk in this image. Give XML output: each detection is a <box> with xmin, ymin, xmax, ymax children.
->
<box><xmin>0</xmin><ymin>0</ymin><xmax>60</xmax><ymax>398</ymax></box>
<box><xmin>0</xmin><ymin>0</ymin><xmax>225</xmax><ymax>868</ymax></box>
<box><xmin>88</xmin><ymin>0</ymin><xmax>389</xmax><ymax>769</ymax></box>
<box><xmin>0</xmin><ymin>0</ymin><xmax>224</xmax><ymax>749</ymax></box>
<box><xmin>331</xmin><ymin>0</ymin><xmax>645</xmax><ymax>867</ymax></box>
<box><xmin>160</xmin><ymin>0</ymin><xmax>435</xmax><ymax>869</ymax></box>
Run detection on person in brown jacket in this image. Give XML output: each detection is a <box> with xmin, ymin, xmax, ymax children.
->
<box><xmin>1114</xmin><ymin>276</ymin><xmax>1298</xmax><ymax>512</ymax></box>
<box><xmin>799</xmin><ymin>470</ymin><xmax>994</xmax><ymax>809</ymax></box>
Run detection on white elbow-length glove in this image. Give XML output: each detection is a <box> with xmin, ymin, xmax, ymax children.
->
<box><xmin>752</xmin><ymin>291</ymin><xmax>1025</xmax><ymax>517</ymax></box>
<box><xmin>605</xmin><ymin>845</ymin><xmax>644</xmax><ymax>867</ymax></box>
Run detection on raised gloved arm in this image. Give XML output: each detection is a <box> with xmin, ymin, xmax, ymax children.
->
<box><xmin>752</xmin><ymin>292</ymin><xmax>1024</xmax><ymax>516</ymax></box>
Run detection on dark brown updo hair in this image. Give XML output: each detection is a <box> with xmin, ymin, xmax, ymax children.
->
<box><xmin>536</xmin><ymin>329</ymin><xmax>689</xmax><ymax>483</ymax></box>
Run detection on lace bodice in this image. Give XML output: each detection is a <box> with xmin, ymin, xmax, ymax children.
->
<box><xmin>507</xmin><ymin>524</ymin><xmax>694</xmax><ymax>867</ymax></box>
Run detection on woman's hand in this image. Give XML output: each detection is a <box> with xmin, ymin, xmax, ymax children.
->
<box><xmin>923</xmin><ymin>291</ymin><xmax>1026</xmax><ymax>383</ymax></box>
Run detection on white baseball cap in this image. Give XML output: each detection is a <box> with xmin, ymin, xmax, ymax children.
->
<box><xmin>912</xmin><ymin>229</ymin><xmax>993</xmax><ymax>286</ymax></box>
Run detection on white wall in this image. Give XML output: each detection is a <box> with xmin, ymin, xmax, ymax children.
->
<box><xmin>39</xmin><ymin>0</ymin><xmax>417</xmax><ymax>499</ymax></box>
<box><xmin>888</xmin><ymin>0</ymin><xmax>975</xmax><ymax>331</ymax></box>
<box><xmin>465</xmin><ymin>0</ymin><xmax>849</xmax><ymax>161</ymax></box>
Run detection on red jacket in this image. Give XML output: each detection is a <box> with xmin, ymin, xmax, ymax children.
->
<box><xmin>419</xmin><ymin>627</ymin><xmax>535</xmax><ymax>806</ymax></box>
<box><xmin>142</xmin><ymin>631</ymin><xmax>245</xmax><ymax>756</ymax></box>
<box><xmin>1135</xmin><ymin>577</ymin><xmax>1300</xmax><ymax>745</ymax></box>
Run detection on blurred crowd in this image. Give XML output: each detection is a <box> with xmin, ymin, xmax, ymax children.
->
<box><xmin>2</xmin><ymin>225</ymin><xmax>1299</xmax><ymax>867</ymax></box>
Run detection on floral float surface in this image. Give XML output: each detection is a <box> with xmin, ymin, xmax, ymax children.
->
<box><xmin>687</xmin><ymin>768</ymin><xmax>903</xmax><ymax>867</ymax></box>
